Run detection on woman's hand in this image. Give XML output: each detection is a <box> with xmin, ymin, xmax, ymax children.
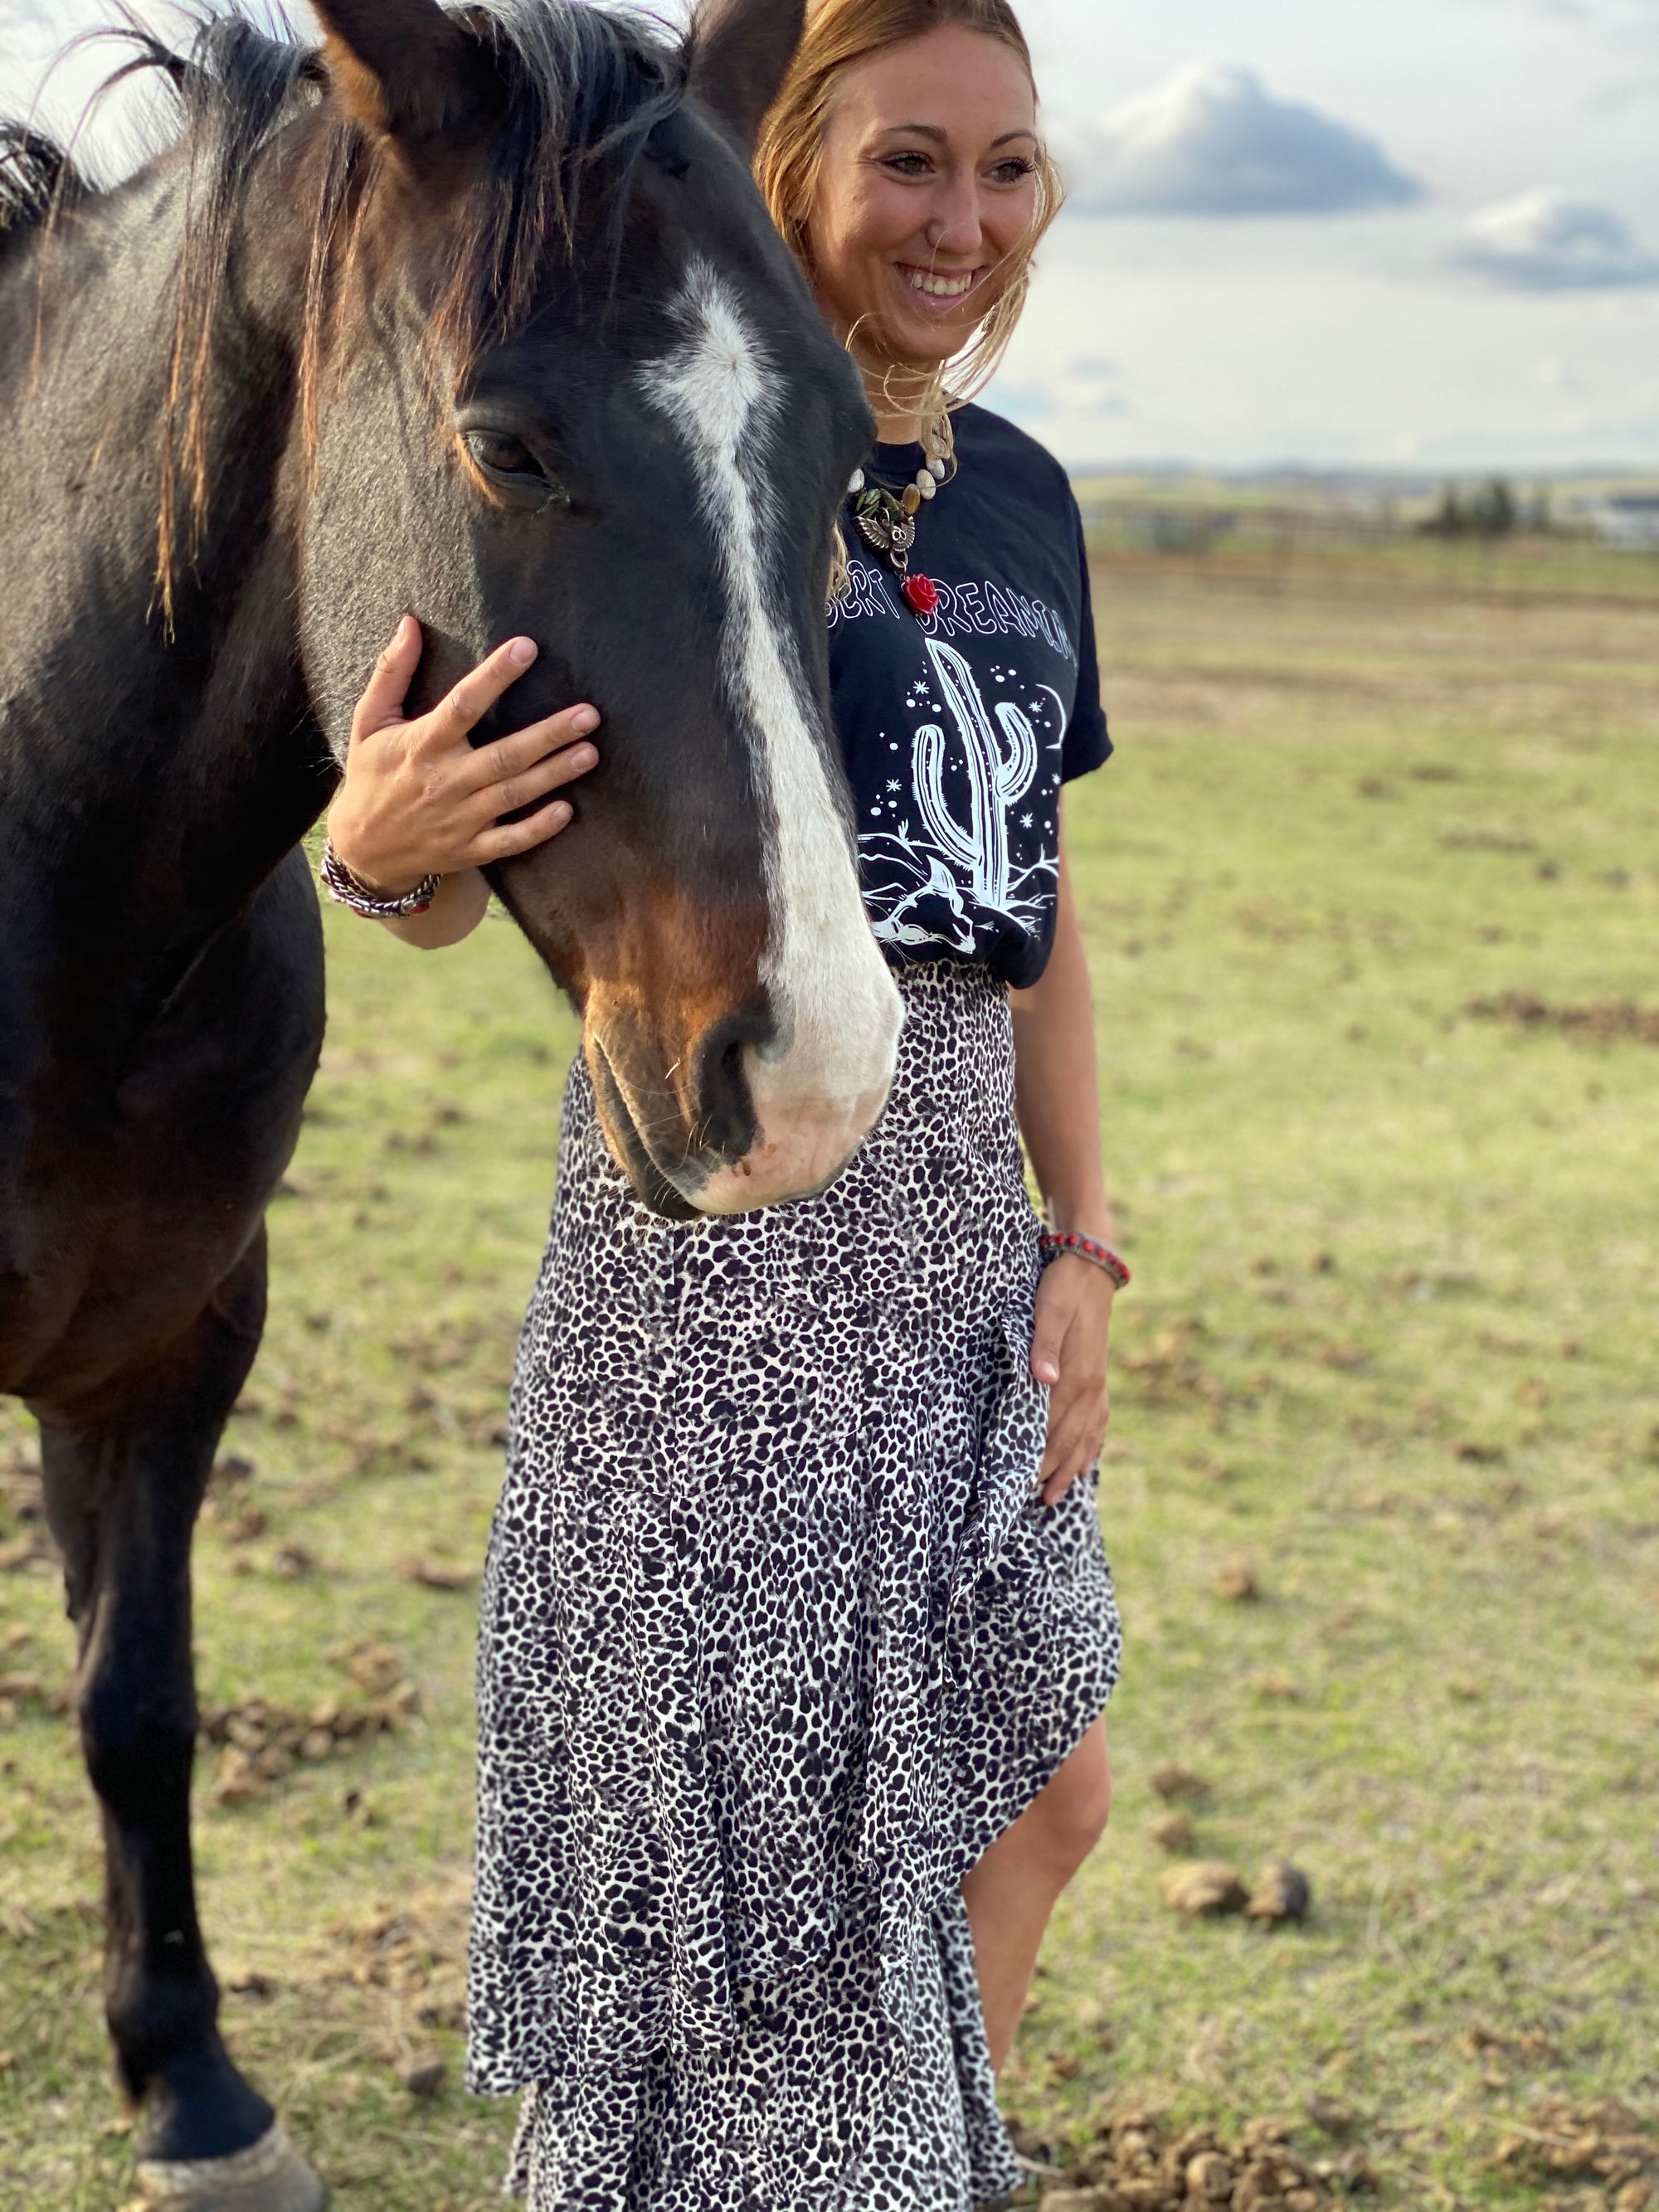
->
<box><xmin>1030</xmin><ymin>1257</ymin><xmax>1115</xmax><ymax>1507</ymax></box>
<box><xmin>327</xmin><ymin>615</ymin><xmax>600</xmax><ymax>895</ymax></box>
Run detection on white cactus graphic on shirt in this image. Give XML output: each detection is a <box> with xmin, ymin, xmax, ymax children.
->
<box><xmin>913</xmin><ymin>639</ymin><xmax>1039</xmax><ymax>915</ymax></box>
<box><xmin>859</xmin><ymin>638</ymin><xmax>1065</xmax><ymax>951</ymax></box>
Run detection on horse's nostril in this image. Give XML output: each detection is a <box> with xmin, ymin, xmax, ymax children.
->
<box><xmin>691</xmin><ymin>1009</ymin><xmax>767</xmax><ymax>1164</ymax></box>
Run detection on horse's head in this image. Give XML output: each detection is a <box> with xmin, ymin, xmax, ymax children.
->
<box><xmin>294</xmin><ymin>0</ymin><xmax>902</xmax><ymax>1218</ymax></box>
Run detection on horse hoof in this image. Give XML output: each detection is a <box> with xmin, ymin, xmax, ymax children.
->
<box><xmin>134</xmin><ymin>2120</ymin><xmax>326</xmax><ymax>2211</ymax></box>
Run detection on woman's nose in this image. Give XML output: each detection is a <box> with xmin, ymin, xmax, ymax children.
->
<box><xmin>924</xmin><ymin>173</ymin><xmax>985</xmax><ymax>256</ymax></box>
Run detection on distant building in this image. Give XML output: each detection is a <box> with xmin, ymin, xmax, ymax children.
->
<box><xmin>1580</xmin><ymin>494</ymin><xmax>1659</xmax><ymax>550</ymax></box>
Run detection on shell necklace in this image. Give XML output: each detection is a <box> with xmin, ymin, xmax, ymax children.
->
<box><xmin>849</xmin><ymin>411</ymin><xmax>957</xmax><ymax>617</ymax></box>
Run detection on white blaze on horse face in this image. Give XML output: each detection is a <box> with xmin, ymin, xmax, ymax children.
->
<box><xmin>640</xmin><ymin>263</ymin><xmax>902</xmax><ymax>1213</ymax></box>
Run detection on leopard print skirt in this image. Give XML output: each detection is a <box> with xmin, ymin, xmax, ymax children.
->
<box><xmin>469</xmin><ymin>961</ymin><xmax>1121</xmax><ymax>2211</ymax></box>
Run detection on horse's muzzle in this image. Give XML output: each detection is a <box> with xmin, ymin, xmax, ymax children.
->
<box><xmin>586</xmin><ymin>969</ymin><xmax>902</xmax><ymax>1218</ymax></box>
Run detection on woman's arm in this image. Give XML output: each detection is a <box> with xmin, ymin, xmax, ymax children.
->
<box><xmin>1010</xmin><ymin>827</ymin><xmax>1119</xmax><ymax>1505</ymax></box>
<box><xmin>325</xmin><ymin>616</ymin><xmax>600</xmax><ymax>952</ymax></box>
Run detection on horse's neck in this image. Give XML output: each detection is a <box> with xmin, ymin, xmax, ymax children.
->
<box><xmin>0</xmin><ymin>156</ymin><xmax>329</xmax><ymax>1014</ymax></box>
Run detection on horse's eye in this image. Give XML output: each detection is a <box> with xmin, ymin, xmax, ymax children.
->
<box><xmin>465</xmin><ymin>430</ymin><xmax>544</xmax><ymax>480</ymax></box>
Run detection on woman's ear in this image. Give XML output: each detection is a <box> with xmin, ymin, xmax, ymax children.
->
<box><xmin>311</xmin><ymin>0</ymin><xmax>496</xmax><ymax>144</ymax></box>
<box><xmin>690</xmin><ymin>0</ymin><xmax>808</xmax><ymax>154</ymax></box>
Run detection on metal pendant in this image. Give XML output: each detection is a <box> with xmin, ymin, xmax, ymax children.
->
<box><xmin>854</xmin><ymin>510</ymin><xmax>917</xmax><ymax>558</ymax></box>
<box><xmin>852</xmin><ymin>488</ymin><xmax>915</xmax><ymax>559</ymax></box>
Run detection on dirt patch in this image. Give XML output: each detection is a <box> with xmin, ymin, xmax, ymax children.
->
<box><xmin>1467</xmin><ymin>993</ymin><xmax>1659</xmax><ymax>1048</ymax></box>
<box><xmin>0</xmin><ymin>1670</ymin><xmax>70</xmax><ymax>1725</ymax></box>
<box><xmin>1117</xmin><ymin>1323</ymin><xmax>1245</xmax><ymax>1426</ymax></box>
<box><xmin>1441</xmin><ymin>829</ymin><xmax>1536</xmax><ymax>854</ymax></box>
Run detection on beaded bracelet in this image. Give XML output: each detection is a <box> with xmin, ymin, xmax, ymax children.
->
<box><xmin>1039</xmin><ymin>1230</ymin><xmax>1131</xmax><ymax>1291</ymax></box>
<box><xmin>319</xmin><ymin>836</ymin><xmax>440</xmax><ymax>920</ymax></box>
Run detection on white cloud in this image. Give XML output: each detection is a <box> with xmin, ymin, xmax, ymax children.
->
<box><xmin>1532</xmin><ymin>353</ymin><xmax>1583</xmax><ymax>392</ymax></box>
<box><xmin>1058</xmin><ymin>64</ymin><xmax>1423</xmax><ymax>220</ymax></box>
<box><xmin>1455</xmin><ymin>188</ymin><xmax>1659</xmax><ymax>287</ymax></box>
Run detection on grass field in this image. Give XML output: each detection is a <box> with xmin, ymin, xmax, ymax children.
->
<box><xmin>2</xmin><ymin>562</ymin><xmax>1657</xmax><ymax>2210</ymax></box>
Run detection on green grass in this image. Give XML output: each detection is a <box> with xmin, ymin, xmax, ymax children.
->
<box><xmin>2</xmin><ymin>565</ymin><xmax>1656</xmax><ymax>2209</ymax></box>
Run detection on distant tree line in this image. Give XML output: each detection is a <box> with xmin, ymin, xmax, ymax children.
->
<box><xmin>1422</xmin><ymin>479</ymin><xmax>1553</xmax><ymax>539</ymax></box>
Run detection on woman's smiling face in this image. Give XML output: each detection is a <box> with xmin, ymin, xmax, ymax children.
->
<box><xmin>803</xmin><ymin>24</ymin><xmax>1041</xmax><ymax>374</ymax></box>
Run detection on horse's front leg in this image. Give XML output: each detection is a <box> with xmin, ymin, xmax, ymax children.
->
<box><xmin>36</xmin><ymin>1229</ymin><xmax>324</xmax><ymax>2211</ymax></box>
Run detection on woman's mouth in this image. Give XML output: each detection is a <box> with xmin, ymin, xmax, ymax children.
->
<box><xmin>894</xmin><ymin>262</ymin><xmax>985</xmax><ymax>312</ymax></box>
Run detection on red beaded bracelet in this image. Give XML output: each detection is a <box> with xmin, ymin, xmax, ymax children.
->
<box><xmin>1039</xmin><ymin>1231</ymin><xmax>1131</xmax><ymax>1290</ymax></box>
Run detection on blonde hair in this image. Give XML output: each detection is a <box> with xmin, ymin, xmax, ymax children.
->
<box><xmin>754</xmin><ymin>0</ymin><xmax>1063</xmax><ymax>415</ymax></box>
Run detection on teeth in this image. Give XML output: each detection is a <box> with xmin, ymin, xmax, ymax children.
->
<box><xmin>904</xmin><ymin>268</ymin><xmax>976</xmax><ymax>299</ymax></box>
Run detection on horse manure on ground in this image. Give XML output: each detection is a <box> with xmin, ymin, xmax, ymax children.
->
<box><xmin>1033</xmin><ymin>2109</ymin><xmax>1375</xmax><ymax>2210</ymax></box>
<box><xmin>399</xmin><ymin>2052</ymin><xmax>448</xmax><ymax>2098</ymax></box>
<box><xmin>0</xmin><ymin>1670</ymin><xmax>66</xmax><ymax>1711</ymax></box>
<box><xmin>1213</xmin><ymin>1560</ymin><xmax>1261</xmax><ymax>1602</ymax></box>
<box><xmin>222</xmin><ymin>1965</ymin><xmax>275</xmax><ymax>1999</ymax></box>
<box><xmin>1149</xmin><ymin>1811</ymin><xmax>1196</xmax><ymax>1855</ymax></box>
<box><xmin>210</xmin><ymin>1504</ymin><xmax>267</xmax><ymax>1543</ymax></box>
<box><xmin>327</xmin><ymin>1637</ymin><xmax>408</xmax><ymax>1694</ymax></box>
<box><xmin>1151</xmin><ymin>1766</ymin><xmax>1214</xmax><ymax>1806</ymax></box>
<box><xmin>1159</xmin><ymin>1862</ymin><xmax>1248</xmax><ymax>1917</ymax></box>
<box><xmin>202</xmin><ymin>1680</ymin><xmax>419</xmax><ymax>1808</ymax></box>
<box><xmin>397</xmin><ymin>1555</ymin><xmax>479</xmax><ymax>1592</ymax></box>
<box><xmin>1488</xmin><ymin>2098</ymin><xmax>1658</xmax><ymax>2201</ymax></box>
<box><xmin>0</xmin><ymin>1445</ymin><xmax>53</xmax><ymax>1574</ymax></box>
<box><xmin>1246</xmin><ymin>1861</ymin><xmax>1312</xmax><ymax>1922</ymax></box>
<box><xmin>1465</xmin><ymin>992</ymin><xmax>1659</xmax><ymax>1048</ymax></box>
<box><xmin>1252</xmin><ymin>1673</ymin><xmax>1301</xmax><ymax>1702</ymax></box>
<box><xmin>1155</xmin><ymin>1855</ymin><xmax>1311</xmax><ymax>1926</ymax></box>
<box><xmin>1458</xmin><ymin>2023</ymin><xmax>1559</xmax><ymax>2067</ymax></box>
<box><xmin>0</xmin><ymin>1530</ymin><xmax>53</xmax><ymax>1573</ymax></box>
<box><xmin>328</xmin><ymin>1893</ymin><xmax>469</xmax><ymax>2030</ymax></box>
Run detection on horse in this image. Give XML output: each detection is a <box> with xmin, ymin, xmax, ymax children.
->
<box><xmin>0</xmin><ymin>0</ymin><xmax>903</xmax><ymax>2200</ymax></box>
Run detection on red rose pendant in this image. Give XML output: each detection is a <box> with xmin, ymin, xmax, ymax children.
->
<box><xmin>901</xmin><ymin>572</ymin><xmax>941</xmax><ymax>617</ymax></box>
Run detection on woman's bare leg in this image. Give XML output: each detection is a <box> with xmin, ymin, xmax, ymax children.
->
<box><xmin>960</xmin><ymin>1720</ymin><xmax>1112</xmax><ymax>2073</ymax></box>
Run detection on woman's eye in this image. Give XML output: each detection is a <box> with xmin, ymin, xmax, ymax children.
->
<box><xmin>989</xmin><ymin>158</ymin><xmax>1036</xmax><ymax>185</ymax></box>
<box><xmin>883</xmin><ymin>153</ymin><xmax>932</xmax><ymax>177</ymax></box>
<box><xmin>465</xmin><ymin>430</ymin><xmax>545</xmax><ymax>480</ymax></box>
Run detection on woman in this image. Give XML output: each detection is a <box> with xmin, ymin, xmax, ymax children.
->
<box><xmin>324</xmin><ymin>2</ymin><xmax>1122</xmax><ymax>2205</ymax></box>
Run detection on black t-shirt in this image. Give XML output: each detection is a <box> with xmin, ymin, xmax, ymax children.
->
<box><xmin>827</xmin><ymin>404</ymin><xmax>1110</xmax><ymax>989</ymax></box>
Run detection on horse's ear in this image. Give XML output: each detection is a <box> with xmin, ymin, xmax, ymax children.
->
<box><xmin>689</xmin><ymin>0</ymin><xmax>808</xmax><ymax>154</ymax></box>
<box><xmin>310</xmin><ymin>0</ymin><xmax>492</xmax><ymax>142</ymax></box>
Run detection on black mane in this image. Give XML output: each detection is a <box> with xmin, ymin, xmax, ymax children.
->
<box><xmin>2</xmin><ymin>2</ymin><xmax>687</xmax><ymax>321</ymax></box>
<box><xmin>416</xmin><ymin>0</ymin><xmax>691</xmax><ymax>348</ymax></box>
<box><xmin>0</xmin><ymin>124</ymin><xmax>86</xmax><ymax>252</ymax></box>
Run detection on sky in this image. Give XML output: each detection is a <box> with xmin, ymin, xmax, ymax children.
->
<box><xmin>4</xmin><ymin>0</ymin><xmax>1657</xmax><ymax>470</ymax></box>
<box><xmin>996</xmin><ymin>0</ymin><xmax>1659</xmax><ymax>469</ymax></box>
